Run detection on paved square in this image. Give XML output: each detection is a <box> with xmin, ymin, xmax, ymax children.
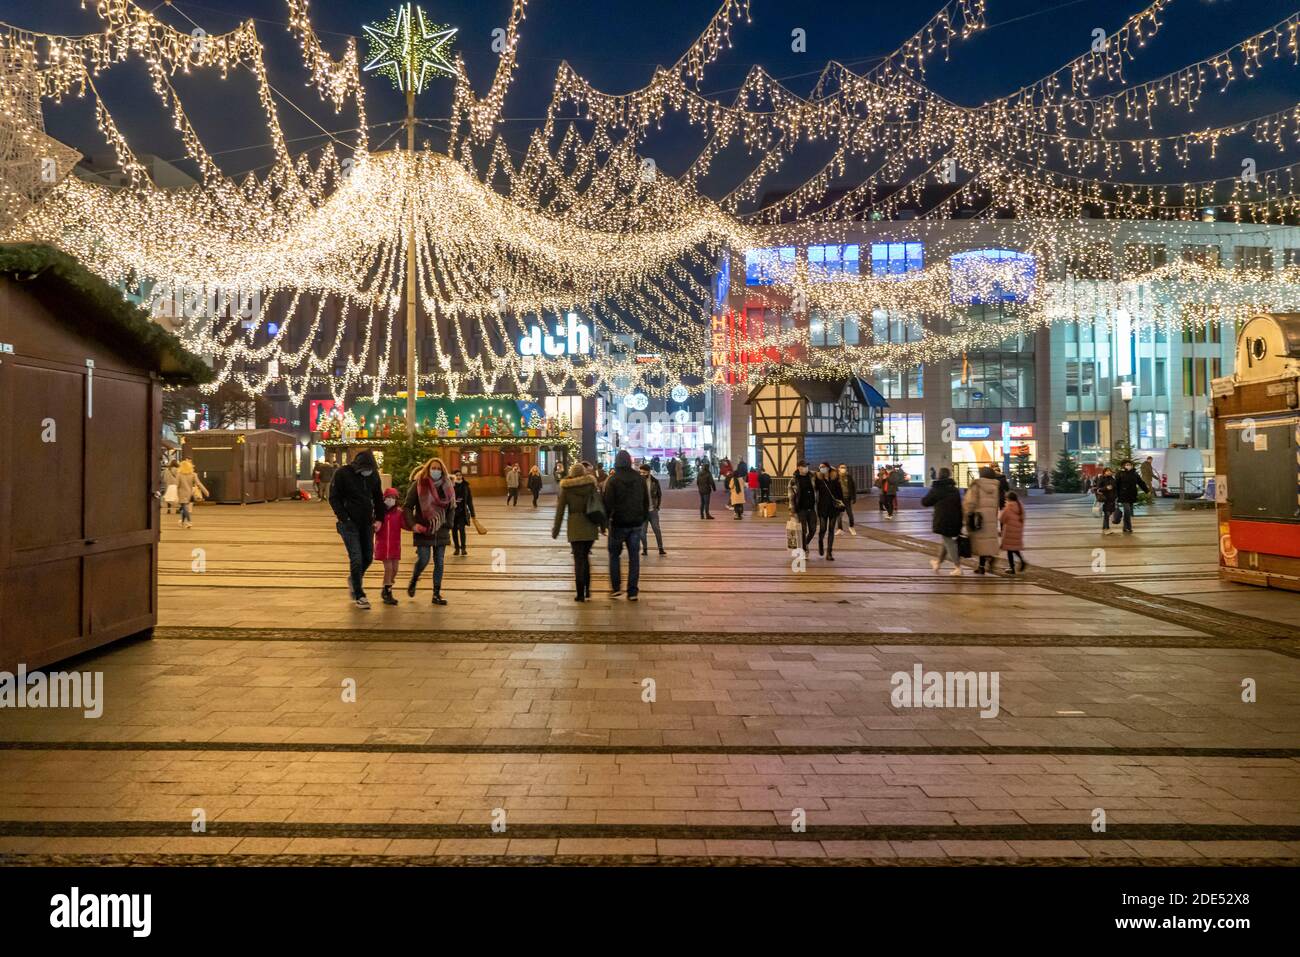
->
<box><xmin>3</xmin><ymin>491</ymin><xmax>1298</xmax><ymax>865</ymax></box>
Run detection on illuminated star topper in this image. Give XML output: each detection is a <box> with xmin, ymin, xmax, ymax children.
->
<box><xmin>362</xmin><ymin>4</ymin><xmax>458</xmax><ymax>94</ymax></box>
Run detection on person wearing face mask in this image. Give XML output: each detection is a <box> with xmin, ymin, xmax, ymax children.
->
<box><xmin>450</xmin><ymin>469</ymin><xmax>476</xmax><ymax>556</ymax></box>
<box><xmin>1114</xmin><ymin>459</ymin><xmax>1149</xmax><ymax>534</ymax></box>
<box><xmin>789</xmin><ymin>461</ymin><xmax>818</xmax><ymax>553</ymax></box>
<box><xmin>404</xmin><ymin>457</ymin><xmax>455</xmax><ymax>605</ymax></box>
<box><xmin>329</xmin><ymin>449</ymin><xmax>385</xmax><ymax>609</ymax></box>
<box><xmin>374</xmin><ymin>486</ymin><xmax>406</xmax><ymax>605</ymax></box>
<box><xmin>814</xmin><ymin>463</ymin><xmax>846</xmax><ymax>560</ymax></box>
<box><xmin>837</xmin><ymin>463</ymin><xmax>858</xmax><ymax>536</ymax></box>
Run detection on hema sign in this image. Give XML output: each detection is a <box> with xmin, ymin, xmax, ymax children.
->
<box><xmin>518</xmin><ymin>315</ymin><xmax>592</xmax><ymax>357</ymax></box>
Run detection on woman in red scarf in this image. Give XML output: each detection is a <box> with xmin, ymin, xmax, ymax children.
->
<box><xmin>403</xmin><ymin>457</ymin><xmax>455</xmax><ymax>606</ymax></box>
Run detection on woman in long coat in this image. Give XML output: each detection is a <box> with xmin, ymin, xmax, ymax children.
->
<box><xmin>552</xmin><ymin>461</ymin><xmax>605</xmax><ymax>601</ymax></box>
<box><xmin>963</xmin><ymin>466</ymin><xmax>1002</xmax><ymax>574</ymax></box>
<box><xmin>404</xmin><ymin>457</ymin><xmax>455</xmax><ymax>605</ymax></box>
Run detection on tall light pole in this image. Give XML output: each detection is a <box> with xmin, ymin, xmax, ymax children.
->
<box><xmin>362</xmin><ymin>4</ymin><xmax>457</xmax><ymax>433</ymax></box>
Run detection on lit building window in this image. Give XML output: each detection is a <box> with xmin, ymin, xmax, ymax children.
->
<box><xmin>745</xmin><ymin>246</ymin><xmax>796</xmax><ymax>286</ymax></box>
<box><xmin>870</xmin><ymin>242</ymin><xmax>924</xmax><ymax>277</ymax></box>
<box><xmin>808</xmin><ymin>244</ymin><xmax>860</xmax><ymax>279</ymax></box>
<box><xmin>949</xmin><ymin>248</ymin><xmax>1036</xmax><ymax>304</ymax></box>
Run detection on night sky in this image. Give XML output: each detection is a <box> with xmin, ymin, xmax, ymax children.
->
<box><xmin>8</xmin><ymin>0</ymin><xmax>1300</xmax><ymax>197</ymax></box>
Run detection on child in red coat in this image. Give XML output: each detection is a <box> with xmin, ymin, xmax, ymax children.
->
<box><xmin>375</xmin><ymin>487</ymin><xmax>404</xmax><ymax>605</ymax></box>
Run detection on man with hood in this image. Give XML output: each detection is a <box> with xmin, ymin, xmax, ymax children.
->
<box><xmin>329</xmin><ymin>449</ymin><xmax>385</xmax><ymax>608</ymax></box>
<box><xmin>602</xmin><ymin>449</ymin><xmax>651</xmax><ymax>600</ymax></box>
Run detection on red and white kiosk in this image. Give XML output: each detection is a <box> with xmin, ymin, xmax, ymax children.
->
<box><xmin>1212</xmin><ymin>313</ymin><xmax>1300</xmax><ymax>591</ymax></box>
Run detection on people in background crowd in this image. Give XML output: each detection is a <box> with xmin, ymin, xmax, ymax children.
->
<box><xmin>450</xmin><ymin>468</ymin><xmax>475</xmax><ymax>556</ymax></box>
<box><xmin>963</xmin><ymin>465</ymin><xmax>1002</xmax><ymax>575</ymax></box>
<box><xmin>814</xmin><ymin>463</ymin><xmax>846</xmax><ymax>560</ymax></box>
<box><xmin>162</xmin><ymin>458</ymin><xmax>179</xmax><ymax>514</ymax></box>
<box><xmin>328</xmin><ymin>450</ymin><xmax>384</xmax><ymax>608</ymax></box>
<box><xmin>923</xmin><ymin>467</ymin><xmax>964</xmax><ymax>576</ymax></box>
<box><xmin>696</xmin><ymin>462</ymin><xmax>716</xmax><ymax>519</ymax></box>
<box><xmin>1000</xmin><ymin>490</ymin><xmax>1027</xmax><ymax>575</ymax></box>
<box><xmin>727</xmin><ymin>470</ymin><xmax>747</xmax><ymax>520</ymax></box>
<box><xmin>553</xmin><ymin>461</ymin><xmax>605</xmax><ymax>602</ymax></box>
<box><xmin>837</xmin><ymin>463</ymin><xmax>858</xmax><ymax>537</ymax></box>
<box><xmin>405</xmin><ymin>457</ymin><xmax>454</xmax><ymax>606</ymax></box>
<box><xmin>527</xmin><ymin>465</ymin><xmax>543</xmax><ymax>507</ymax></box>
<box><xmin>602</xmin><ymin>449</ymin><xmax>650</xmax><ymax>600</ymax></box>
<box><xmin>1114</xmin><ymin>459</ymin><xmax>1149</xmax><ymax>535</ymax></box>
<box><xmin>790</xmin><ymin>461</ymin><xmax>818</xmax><ymax>552</ymax></box>
<box><xmin>505</xmin><ymin>464</ymin><xmax>520</xmax><ymax>506</ymax></box>
<box><xmin>1095</xmin><ymin>466</ymin><xmax>1118</xmax><ymax>535</ymax></box>
<box><xmin>758</xmin><ymin>466</ymin><xmax>772</xmax><ymax>504</ymax></box>
<box><xmin>639</xmin><ymin>463</ymin><xmax>666</xmax><ymax>556</ymax></box>
<box><xmin>175</xmin><ymin>458</ymin><xmax>209</xmax><ymax>530</ymax></box>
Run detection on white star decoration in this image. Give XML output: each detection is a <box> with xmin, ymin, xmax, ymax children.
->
<box><xmin>362</xmin><ymin>4</ymin><xmax>458</xmax><ymax>95</ymax></box>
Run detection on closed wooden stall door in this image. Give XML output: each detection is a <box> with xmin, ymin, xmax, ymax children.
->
<box><xmin>86</xmin><ymin>375</ymin><xmax>150</xmax><ymax>538</ymax></box>
<box><xmin>9</xmin><ymin>363</ymin><xmax>85</xmax><ymax>551</ymax></box>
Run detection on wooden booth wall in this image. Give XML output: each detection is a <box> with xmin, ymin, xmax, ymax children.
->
<box><xmin>0</xmin><ymin>277</ymin><xmax>160</xmax><ymax>671</ymax></box>
<box><xmin>182</xmin><ymin>429</ymin><xmax>299</xmax><ymax>503</ymax></box>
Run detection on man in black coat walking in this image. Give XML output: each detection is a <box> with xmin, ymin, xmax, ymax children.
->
<box><xmin>789</xmin><ymin>461</ymin><xmax>818</xmax><ymax>552</ymax></box>
<box><xmin>328</xmin><ymin>449</ymin><xmax>385</xmax><ymax>608</ymax></box>
<box><xmin>603</xmin><ymin>449</ymin><xmax>651</xmax><ymax>599</ymax></box>
<box><xmin>1114</xmin><ymin>459</ymin><xmax>1149</xmax><ymax>534</ymax></box>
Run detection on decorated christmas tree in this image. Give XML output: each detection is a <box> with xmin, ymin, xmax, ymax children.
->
<box><xmin>528</xmin><ymin>410</ymin><xmax>542</xmax><ymax>432</ymax></box>
<box><xmin>434</xmin><ymin>408</ymin><xmax>449</xmax><ymax>433</ymax></box>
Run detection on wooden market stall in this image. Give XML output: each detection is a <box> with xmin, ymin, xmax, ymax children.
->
<box><xmin>180</xmin><ymin>428</ymin><xmax>299</xmax><ymax>503</ymax></box>
<box><xmin>1212</xmin><ymin>313</ymin><xmax>1300</xmax><ymax>591</ymax></box>
<box><xmin>0</xmin><ymin>243</ymin><xmax>212</xmax><ymax>670</ymax></box>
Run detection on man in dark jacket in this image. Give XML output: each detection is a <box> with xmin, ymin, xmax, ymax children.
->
<box><xmin>329</xmin><ymin>449</ymin><xmax>385</xmax><ymax>608</ymax></box>
<box><xmin>922</xmin><ymin>468</ymin><xmax>964</xmax><ymax>574</ymax></box>
<box><xmin>638</xmin><ymin>463</ymin><xmax>666</xmax><ymax>557</ymax></box>
<box><xmin>602</xmin><ymin>449</ymin><xmax>651</xmax><ymax>599</ymax></box>
<box><xmin>1095</xmin><ymin>467</ymin><xmax>1118</xmax><ymax>534</ymax></box>
<box><xmin>758</xmin><ymin>467</ymin><xmax>772</xmax><ymax>503</ymax></box>
<box><xmin>789</xmin><ymin>461</ymin><xmax>818</xmax><ymax>551</ymax></box>
<box><xmin>1114</xmin><ymin>460</ymin><xmax>1149</xmax><ymax>534</ymax></box>
<box><xmin>696</xmin><ymin>462</ymin><xmax>716</xmax><ymax>519</ymax></box>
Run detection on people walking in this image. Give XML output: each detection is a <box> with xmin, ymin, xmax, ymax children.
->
<box><xmin>923</xmin><ymin>467</ymin><xmax>964</xmax><ymax>575</ymax></box>
<box><xmin>963</xmin><ymin>466</ymin><xmax>1002</xmax><ymax>574</ymax></box>
<box><xmin>1139</xmin><ymin>455</ymin><xmax>1157</xmax><ymax>493</ymax></box>
<box><xmin>1095</xmin><ymin>467</ymin><xmax>1118</xmax><ymax>534</ymax></box>
<box><xmin>328</xmin><ymin>449</ymin><xmax>384</xmax><ymax>608</ymax></box>
<box><xmin>553</xmin><ymin>461</ymin><xmax>605</xmax><ymax>601</ymax></box>
<box><xmin>837</xmin><ymin>462</ymin><xmax>858</xmax><ymax>536</ymax></box>
<box><xmin>727</xmin><ymin>471</ymin><xmax>746</xmax><ymax>520</ymax></box>
<box><xmin>667</xmin><ymin>457</ymin><xmax>679</xmax><ymax>490</ymax></box>
<box><xmin>875</xmin><ymin>467</ymin><xmax>896</xmax><ymax>519</ymax></box>
<box><xmin>638</xmin><ymin>463</ymin><xmax>666</xmax><ymax>556</ymax></box>
<box><xmin>603</xmin><ymin>449</ymin><xmax>650</xmax><ymax>600</ymax></box>
<box><xmin>505</xmin><ymin>465</ymin><xmax>521</xmax><ymax>506</ymax></box>
<box><xmin>747</xmin><ymin>466</ymin><xmax>759</xmax><ymax>506</ymax></box>
<box><xmin>790</xmin><ymin>461</ymin><xmax>818</xmax><ymax>552</ymax></box>
<box><xmin>404</xmin><ymin>457</ymin><xmax>454</xmax><ymax>605</ymax></box>
<box><xmin>162</xmin><ymin>458</ymin><xmax>179</xmax><ymax>514</ymax></box>
<box><xmin>1114</xmin><ymin>459</ymin><xmax>1149</xmax><ymax>534</ymax></box>
<box><xmin>992</xmin><ymin>464</ymin><xmax>1009</xmax><ymax>510</ymax></box>
<box><xmin>450</xmin><ymin>468</ymin><xmax>476</xmax><ymax>556</ymax></box>
<box><xmin>814</xmin><ymin>463</ymin><xmax>845</xmax><ymax>559</ymax></box>
<box><xmin>374</xmin><ymin>486</ymin><xmax>405</xmax><ymax>605</ymax></box>
<box><xmin>999</xmin><ymin>491</ymin><xmax>1027</xmax><ymax>574</ymax></box>
<box><xmin>696</xmin><ymin>462</ymin><xmax>717</xmax><ymax>519</ymax></box>
<box><xmin>174</xmin><ymin>459</ymin><xmax>208</xmax><ymax>529</ymax></box>
<box><xmin>527</xmin><ymin>466</ymin><xmax>543</xmax><ymax>507</ymax></box>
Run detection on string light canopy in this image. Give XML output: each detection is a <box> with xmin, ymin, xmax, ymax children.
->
<box><xmin>1</xmin><ymin>0</ymin><xmax>1299</xmax><ymax>405</ymax></box>
<box><xmin>362</xmin><ymin>3</ymin><xmax>457</xmax><ymax>95</ymax></box>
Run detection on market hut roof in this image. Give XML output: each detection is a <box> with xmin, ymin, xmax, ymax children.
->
<box><xmin>0</xmin><ymin>242</ymin><xmax>213</xmax><ymax>386</ymax></box>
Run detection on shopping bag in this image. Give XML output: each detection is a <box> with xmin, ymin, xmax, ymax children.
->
<box><xmin>957</xmin><ymin>535</ymin><xmax>972</xmax><ymax>558</ymax></box>
<box><xmin>1091</xmin><ymin>500</ymin><xmax>1101</xmax><ymax>516</ymax></box>
<box><xmin>472</xmin><ymin>516</ymin><xmax>487</xmax><ymax>536</ymax></box>
<box><xmin>163</xmin><ymin>485</ymin><xmax>178</xmax><ymax>505</ymax></box>
<box><xmin>785</xmin><ymin>517</ymin><xmax>800</xmax><ymax>550</ymax></box>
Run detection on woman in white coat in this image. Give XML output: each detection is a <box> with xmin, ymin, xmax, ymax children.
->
<box><xmin>962</xmin><ymin>466</ymin><xmax>1002</xmax><ymax>574</ymax></box>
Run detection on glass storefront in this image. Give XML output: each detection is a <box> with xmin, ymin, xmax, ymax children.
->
<box><xmin>879</xmin><ymin>413</ymin><xmax>926</xmax><ymax>482</ymax></box>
